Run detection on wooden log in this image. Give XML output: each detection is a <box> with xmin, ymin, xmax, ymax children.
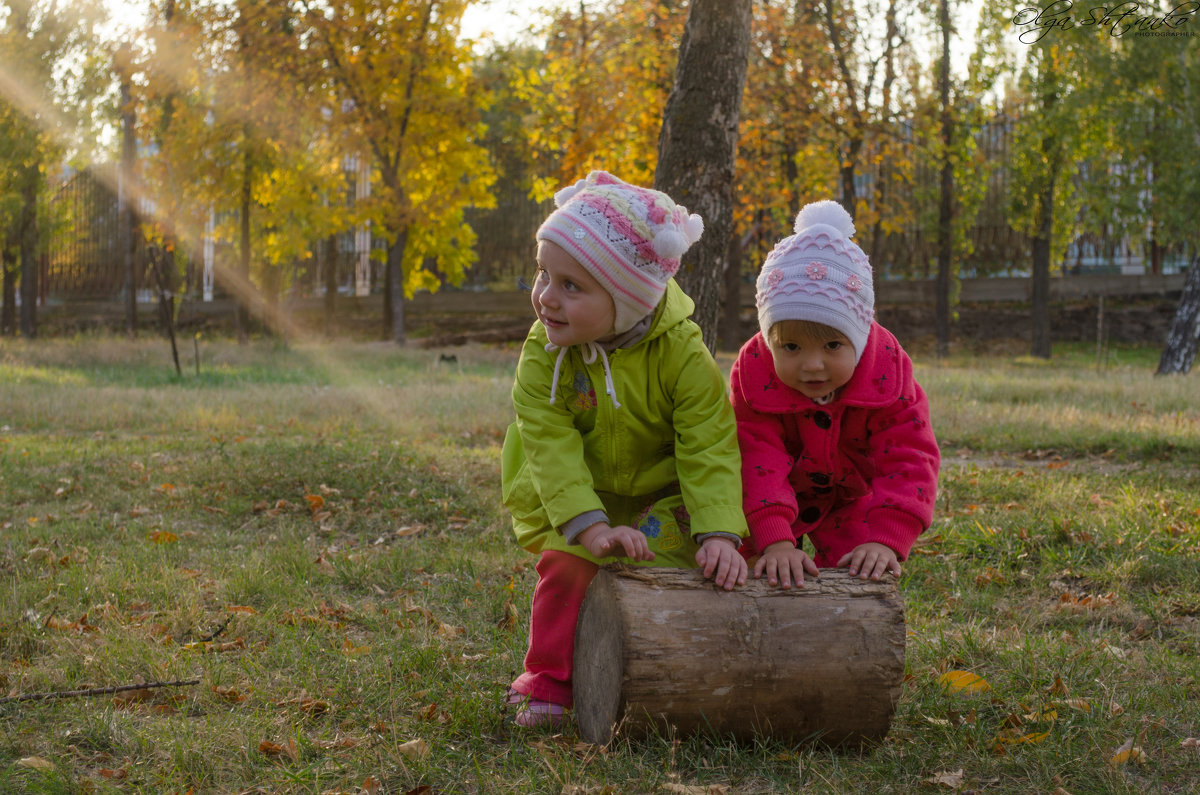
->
<box><xmin>573</xmin><ymin>565</ymin><xmax>905</xmax><ymax>747</ymax></box>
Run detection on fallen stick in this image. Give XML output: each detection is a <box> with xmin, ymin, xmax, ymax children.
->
<box><xmin>0</xmin><ymin>679</ymin><xmax>200</xmax><ymax>705</ymax></box>
<box><xmin>196</xmin><ymin>614</ymin><xmax>234</xmax><ymax>643</ymax></box>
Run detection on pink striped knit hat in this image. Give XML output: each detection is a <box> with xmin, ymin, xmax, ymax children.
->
<box><xmin>536</xmin><ymin>171</ymin><xmax>704</xmax><ymax>334</ymax></box>
<box><xmin>756</xmin><ymin>200</ymin><xmax>875</xmax><ymax>364</ymax></box>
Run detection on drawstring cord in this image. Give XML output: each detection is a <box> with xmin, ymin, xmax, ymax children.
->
<box><xmin>545</xmin><ymin>341</ymin><xmax>622</xmax><ymax>409</ymax></box>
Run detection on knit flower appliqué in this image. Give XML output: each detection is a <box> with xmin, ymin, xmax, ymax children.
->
<box><xmin>639</xmin><ymin>515</ymin><xmax>662</xmax><ymax>539</ymax></box>
<box><xmin>847</xmin><ymin>275</ymin><xmax>864</xmax><ymax>292</ymax></box>
<box><xmin>805</xmin><ymin>261</ymin><xmax>828</xmax><ymax>280</ymax></box>
<box><xmin>766</xmin><ymin>270</ymin><xmax>783</xmax><ymax>288</ymax></box>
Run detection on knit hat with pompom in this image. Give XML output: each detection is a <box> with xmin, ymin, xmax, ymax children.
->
<box><xmin>756</xmin><ymin>200</ymin><xmax>875</xmax><ymax>363</ymax></box>
<box><xmin>536</xmin><ymin>171</ymin><xmax>704</xmax><ymax>335</ymax></box>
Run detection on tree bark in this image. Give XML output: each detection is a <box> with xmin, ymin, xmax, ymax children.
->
<box><xmin>720</xmin><ymin>230</ymin><xmax>745</xmax><ymax>351</ymax></box>
<box><xmin>574</xmin><ymin>566</ymin><xmax>905</xmax><ymax>747</ymax></box>
<box><xmin>654</xmin><ymin>0</ymin><xmax>752</xmax><ymax>351</ymax></box>
<box><xmin>1156</xmin><ymin>256</ymin><xmax>1200</xmax><ymax>375</ymax></box>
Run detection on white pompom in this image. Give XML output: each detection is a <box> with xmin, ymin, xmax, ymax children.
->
<box><xmin>651</xmin><ymin>228</ymin><xmax>690</xmax><ymax>260</ymax></box>
<box><xmin>554</xmin><ymin>179</ymin><xmax>588</xmax><ymax>208</ymax></box>
<box><xmin>683</xmin><ymin>213</ymin><xmax>704</xmax><ymax>245</ymax></box>
<box><xmin>794</xmin><ymin>200</ymin><xmax>855</xmax><ymax>238</ymax></box>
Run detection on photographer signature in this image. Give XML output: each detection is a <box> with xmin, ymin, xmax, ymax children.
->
<box><xmin>1013</xmin><ymin>1</ymin><xmax>1199</xmax><ymax>42</ymax></box>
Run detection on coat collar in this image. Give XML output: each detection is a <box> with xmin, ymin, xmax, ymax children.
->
<box><xmin>735</xmin><ymin>324</ymin><xmax>904</xmax><ymax>413</ymax></box>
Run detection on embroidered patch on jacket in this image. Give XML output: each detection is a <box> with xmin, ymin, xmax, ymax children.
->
<box><xmin>570</xmin><ymin>371</ymin><xmax>597</xmax><ymax>411</ymax></box>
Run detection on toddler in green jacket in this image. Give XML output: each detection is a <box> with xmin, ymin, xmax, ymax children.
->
<box><xmin>501</xmin><ymin>171</ymin><xmax>749</xmax><ymax>729</ymax></box>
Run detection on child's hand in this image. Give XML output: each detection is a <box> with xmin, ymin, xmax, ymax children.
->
<box><xmin>753</xmin><ymin>541</ymin><xmax>819</xmax><ymax>588</ymax></box>
<box><xmin>578</xmin><ymin>522</ymin><xmax>655</xmax><ymax>562</ymax></box>
<box><xmin>837</xmin><ymin>542</ymin><xmax>901</xmax><ymax>581</ymax></box>
<box><xmin>694</xmin><ymin>537</ymin><xmax>747</xmax><ymax>591</ymax></box>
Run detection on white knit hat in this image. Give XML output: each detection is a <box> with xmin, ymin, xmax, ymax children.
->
<box><xmin>756</xmin><ymin>200</ymin><xmax>875</xmax><ymax>363</ymax></box>
<box><xmin>536</xmin><ymin>171</ymin><xmax>704</xmax><ymax>335</ymax></box>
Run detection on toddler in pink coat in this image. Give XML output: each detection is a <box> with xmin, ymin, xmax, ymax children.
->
<box><xmin>731</xmin><ymin>200</ymin><xmax>940</xmax><ymax>587</ymax></box>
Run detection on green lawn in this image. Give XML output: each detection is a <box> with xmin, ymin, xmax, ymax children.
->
<box><xmin>1</xmin><ymin>336</ymin><xmax>1198</xmax><ymax>794</ymax></box>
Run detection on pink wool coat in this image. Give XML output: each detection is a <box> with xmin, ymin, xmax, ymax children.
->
<box><xmin>730</xmin><ymin>325</ymin><xmax>940</xmax><ymax>566</ymax></box>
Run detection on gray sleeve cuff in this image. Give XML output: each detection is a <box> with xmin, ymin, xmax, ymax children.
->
<box><xmin>562</xmin><ymin>510</ymin><xmax>610</xmax><ymax>545</ymax></box>
<box><xmin>694</xmin><ymin>532</ymin><xmax>744</xmax><ymax>548</ymax></box>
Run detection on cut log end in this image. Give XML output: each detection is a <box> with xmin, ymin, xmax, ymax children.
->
<box><xmin>574</xmin><ymin>565</ymin><xmax>906</xmax><ymax>747</ymax></box>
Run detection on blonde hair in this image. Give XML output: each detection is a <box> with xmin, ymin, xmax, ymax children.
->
<box><xmin>767</xmin><ymin>319</ymin><xmax>845</xmax><ymax>347</ymax></box>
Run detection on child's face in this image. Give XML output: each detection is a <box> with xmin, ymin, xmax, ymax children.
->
<box><xmin>766</xmin><ymin>324</ymin><xmax>857</xmax><ymax>401</ymax></box>
<box><xmin>531</xmin><ymin>240</ymin><xmax>616</xmax><ymax>347</ymax></box>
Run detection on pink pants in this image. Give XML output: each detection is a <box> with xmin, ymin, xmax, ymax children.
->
<box><xmin>509</xmin><ymin>550</ymin><xmax>598</xmax><ymax>708</ymax></box>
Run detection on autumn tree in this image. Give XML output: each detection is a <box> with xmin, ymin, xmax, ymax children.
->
<box><xmin>1003</xmin><ymin>17</ymin><xmax>1104</xmax><ymax>359</ymax></box>
<box><xmin>0</xmin><ymin>0</ymin><xmax>106</xmax><ymax>338</ymax></box>
<box><xmin>735</xmin><ymin>0</ymin><xmax>840</xmax><ymax>262</ymax></box>
<box><xmin>813</xmin><ymin>0</ymin><xmax>911</xmax><ymax>223</ymax></box>
<box><xmin>515</xmin><ymin>0</ymin><xmax>687</xmax><ymax>198</ymax></box>
<box><xmin>469</xmin><ymin>42</ymin><xmax>551</xmax><ymax>286</ymax></box>
<box><xmin>302</xmin><ymin>0</ymin><xmax>496</xmax><ymax>344</ymax></box>
<box><xmin>134</xmin><ymin>0</ymin><xmax>356</xmax><ymax>340</ymax></box>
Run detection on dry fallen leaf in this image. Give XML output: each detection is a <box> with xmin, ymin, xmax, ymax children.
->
<box><xmin>661</xmin><ymin>784</ymin><xmax>729</xmax><ymax>795</ymax></box>
<box><xmin>396</xmin><ymin>738</ymin><xmax>430</xmax><ymax>759</ymax></box>
<box><xmin>938</xmin><ymin>671</ymin><xmax>991</xmax><ymax>695</ymax></box>
<box><xmin>924</xmin><ymin>769</ymin><xmax>965</xmax><ymax>789</ymax></box>
<box><xmin>16</xmin><ymin>756</ymin><xmax>55</xmax><ymax>771</ymax></box>
<box><xmin>1181</xmin><ymin>737</ymin><xmax>1200</xmax><ymax>749</ymax></box>
<box><xmin>1111</xmin><ymin>737</ymin><xmax>1147</xmax><ymax>766</ymax></box>
<box><xmin>212</xmin><ymin>685</ymin><xmax>248</xmax><ymax>703</ymax></box>
<box><xmin>258</xmin><ymin>739</ymin><xmax>299</xmax><ymax>762</ymax></box>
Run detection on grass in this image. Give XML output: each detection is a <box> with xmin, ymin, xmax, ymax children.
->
<box><xmin>1</xmin><ymin>334</ymin><xmax>1198</xmax><ymax>794</ymax></box>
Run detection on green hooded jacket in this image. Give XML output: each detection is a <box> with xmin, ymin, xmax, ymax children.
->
<box><xmin>501</xmin><ymin>280</ymin><xmax>748</xmax><ymax>568</ymax></box>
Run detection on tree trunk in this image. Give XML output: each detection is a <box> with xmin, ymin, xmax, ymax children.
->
<box><xmin>1030</xmin><ymin>177</ymin><xmax>1054</xmax><ymax>359</ymax></box>
<box><xmin>323</xmin><ymin>235</ymin><xmax>337</xmax><ymax>338</ymax></box>
<box><xmin>654</xmin><ymin>0</ymin><xmax>752</xmax><ymax>352</ymax></box>
<box><xmin>237</xmin><ymin>141</ymin><xmax>253</xmax><ymax>344</ymax></box>
<box><xmin>1156</xmin><ymin>256</ymin><xmax>1200</xmax><ymax>375</ymax></box>
<box><xmin>387</xmin><ymin>230</ymin><xmax>408</xmax><ymax>345</ymax></box>
<box><xmin>2</xmin><ymin>240</ymin><xmax>15</xmax><ymax>335</ymax></box>
<box><xmin>18</xmin><ymin>162</ymin><xmax>38</xmax><ymax>339</ymax></box>
<box><xmin>119</xmin><ymin>56</ymin><xmax>138</xmax><ymax>339</ymax></box>
<box><xmin>934</xmin><ymin>0</ymin><xmax>953</xmax><ymax>358</ymax></box>
<box><xmin>720</xmin><ymin>229</ymin><xmax>745</xmax><ymax>351</ymax></box>
<box><xmin>839</xmin><ymin>138</ymin><xmax>861</xmax><ymax>218</ymax></box>
<box><xmin>574</xmin><ymin>566</ymin><xmax>905</xmax><ymax>747</ymax></box>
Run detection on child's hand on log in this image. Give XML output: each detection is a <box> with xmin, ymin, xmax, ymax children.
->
<box><xmin>753</xmin><ymin>541</ymin><xmax>820</xmax><ymax>588</ymax></box>
<box><xmin>837</xmin><ymin>542</ymin><xmax>901</xmax><ymax>581</ymax></box>
<box><xmin>578</xmin><ymin>522</ymin><xmax>655</xmax><ymax>562</ymax></box>
<box><xmin>694</xmin><ymin>537</ymin><xmax>747</xmax><ymax>590</ymax></box>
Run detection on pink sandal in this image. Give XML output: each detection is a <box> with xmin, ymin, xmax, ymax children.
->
<box><xmin>505</xmin><ymin>688</ymin><xmax>568</xmax><ymax>729</ymax></box>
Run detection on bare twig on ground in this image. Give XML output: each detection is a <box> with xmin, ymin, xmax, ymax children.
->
<box><xmin>0</xmin><ymin>679</ymin><xmax>200</xmax><ymax>705</ymax></box>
